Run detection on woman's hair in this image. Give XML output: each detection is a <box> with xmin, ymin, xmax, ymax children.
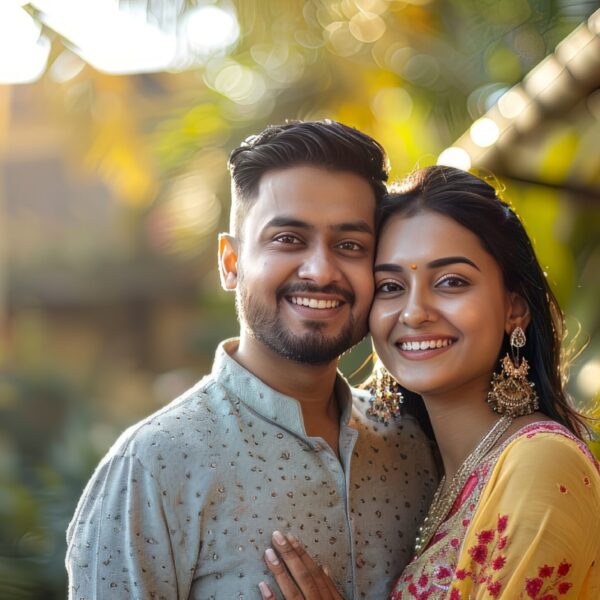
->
<box><xmin>377</xmin><ymin>165</ymin><xmax>587</xmax><ymax>439</ymax></box>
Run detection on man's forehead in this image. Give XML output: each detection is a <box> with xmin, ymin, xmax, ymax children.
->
<box><xmin>245</xmin><ymin>166</ymin><xmax>377</xmax><ymax>224</ymax></box>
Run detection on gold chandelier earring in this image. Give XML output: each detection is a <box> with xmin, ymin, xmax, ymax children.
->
<box><xmin>487</xmin><ymin>325</ymin><xmax>539</xmax><ymax>417</ymax></box>
<box><xmin>367</xmin><ymin>364</ymin><xmax>404</xmax><ymax>425</ymax></box>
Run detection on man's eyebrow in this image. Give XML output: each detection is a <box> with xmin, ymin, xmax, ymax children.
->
<box><xmin>263</xmin><ymin>217</ymin><xmax>313</xmax><ymax>230</ymax></box>
<box><xmin>263</xmin><ymin>217</ymin><xmax>373</xmax><ymax>234</ymax></box>
<box><xmin>331</xmin><ymin>221</ymin><xmax>374</xmax><ymax>235</ymax></box>
<box><xmin>374</xmin><ymin>256</ymin><xmax>481</xmax><ymax>273</ymax></box>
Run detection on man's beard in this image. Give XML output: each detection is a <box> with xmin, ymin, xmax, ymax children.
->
<box><xmin>236</xmin><ymin>279</ymin><xmax>367</xmax><ymax>365</ymax></box>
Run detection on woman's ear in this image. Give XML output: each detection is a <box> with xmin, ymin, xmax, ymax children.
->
<box><xmin>218</xmin><ymin>233</ymin><xmax>238</xmax><ymax>291</ymax></box>
<box><xmin>505</xmin><ymin>292</ymin><xmax>531</xmax><ymax>335</ymax></box>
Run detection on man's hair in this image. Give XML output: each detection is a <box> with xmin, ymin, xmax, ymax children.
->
<box><xmin>227</xmin><ymin>120</ymin><xmax>389</xmax><ymax>236</ymax></box>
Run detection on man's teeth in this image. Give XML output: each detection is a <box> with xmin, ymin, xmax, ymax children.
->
<box><xmin>400</xmin><ymin>339</ymin><xmax>454</xmax><ymax>351</ymax></box>
<box><xmin>290</xmin><ymin>297</ymin><xmax>341</xmax><ymax>309</ymax></box>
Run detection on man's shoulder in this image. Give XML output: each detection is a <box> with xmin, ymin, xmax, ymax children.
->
<box><xmin>350</xmin><ymin>386</ymin><xmax>427</xmax><ymax>438</ymax></box>
<box><xmin>105</xmin><ymin>373</ymin><xmax>235</xmax><ymax>466</ymax></box>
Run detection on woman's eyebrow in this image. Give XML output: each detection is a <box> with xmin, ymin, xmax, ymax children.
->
<box><xmin>427</xmin><ymin>256</ymin><xmax>480</xmax><ymax>271</ymax></box>
<box><xmin>374</xmin><ymin>256</ymin><xmax>480</xmax><ymax>273</ymax></box>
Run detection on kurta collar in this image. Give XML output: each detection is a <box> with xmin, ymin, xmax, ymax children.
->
<box><xmin>211</xmin><ymin>338</ymin><xmax>354</xmax><ymax>439</ymax></box>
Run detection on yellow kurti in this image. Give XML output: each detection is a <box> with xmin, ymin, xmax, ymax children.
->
<box><xmin>390</xmin><ymin>422</ymin><xmax>600</xmax><ymax>599</ymax></box>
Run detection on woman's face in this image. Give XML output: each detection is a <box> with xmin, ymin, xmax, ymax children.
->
<box><xmin>369</xmin><ymin>210</ymin><xmax>519</xmax><ymax>399</ymax></box>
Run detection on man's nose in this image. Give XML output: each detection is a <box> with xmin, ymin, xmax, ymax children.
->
<box><xmin>297</xmin><ymin>246</ymin><xmax>342</xmax><ymax>286</ymax></box>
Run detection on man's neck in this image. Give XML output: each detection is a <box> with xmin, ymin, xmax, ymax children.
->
<box><xmin>232</xmin><ymin>334</ymin><xmax>342</xmax><ymax>455</ymax></box>
<box><xmin>233</xmin><ymin>333</ymin><xmax>339</xmax><ymax>411</ymax></box>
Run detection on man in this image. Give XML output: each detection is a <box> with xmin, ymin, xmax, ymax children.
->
<box><xmin>66</xmin><ymin>120</ymin><xmax>436</xmax><ymax>599</ymax></box>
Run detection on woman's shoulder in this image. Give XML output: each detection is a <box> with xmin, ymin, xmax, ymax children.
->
<box><xmin>492</xmin><ymin>420</ymin><xmax>600</xmax><ymax>484</ymax></box>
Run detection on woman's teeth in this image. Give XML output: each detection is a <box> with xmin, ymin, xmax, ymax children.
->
<box><xmin>400</xmin><ymin>339</ymin><xmax>454</xmax><ymax>351</ymax></box>
<box><xmin>290</xmin><ymin>297</ymin><xmax>340</xmax><ymax>309</ymax></box>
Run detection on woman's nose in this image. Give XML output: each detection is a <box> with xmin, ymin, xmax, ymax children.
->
<box><xmin>399</xmin><ymin>291</ymin><xmax>434</xmax><ymax>328</ymax></box>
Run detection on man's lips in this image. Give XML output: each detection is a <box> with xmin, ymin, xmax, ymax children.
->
<box><xmin>278</xmin><ymin>284</ymin><xmax>354</xmax><ymax>306</ymax></box>
<box><xmin>288</xmin><ymin>295</ymin><xmax>342</xmax><ymax>309</ymax></box>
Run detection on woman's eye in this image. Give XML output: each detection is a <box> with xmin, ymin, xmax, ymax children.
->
<box><xmin>436</xmin><ymin>274</ymin><xmax>469</xmax><ymax>288</ymax></box>
<box><xmin>376</xmin><ymin>281</ymin><xmax>404</xmax><ymax>294</ymax></box>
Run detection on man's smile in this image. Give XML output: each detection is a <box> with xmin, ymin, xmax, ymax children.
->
<box><xmin>289</xmin><ymin>296</ymin><xmax>342</xmax><ymax>309</ymax></box>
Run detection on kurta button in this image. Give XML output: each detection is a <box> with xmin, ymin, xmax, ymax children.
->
<box><xmin>356</xmin><ymin>553</ymin><xmax>366</xmax><ymax>568</ymax></box>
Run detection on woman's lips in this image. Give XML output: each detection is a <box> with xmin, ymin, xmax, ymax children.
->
<box><xmin>394</xmin><ymin>336</ymin><xmax>457</xmax><ymax>360</ymax></box>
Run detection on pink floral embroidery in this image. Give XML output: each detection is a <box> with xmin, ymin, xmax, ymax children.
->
<box><xmin>435</xmin><ymin>565</ymin><xmax>452</xmax><ymax>579</ymax></box>
<box><xmin>469</xmin><ymin>544</ymin><xmax>488</xmax><ymax>564</ymax></box>
<box><xmin>558</xmin><ymin>582</ymin><xmax>572</xmax><ymax>594</ymax></box>
<box><xmin>497</xmin><ymin>515</ymin><xmax>508</xmax><ymax>532</ymax></box>
<box><xmin>558</xmin><ymin>484</ymin><xmax>568</xmax><ymax>494</ymax></box>
<box><xmin>488</xmin><ymin>580</ymin><xmax>502</xmax><ymax>597</ymax></box>
<box><xmin>477</xmin><ymin>529</ymin><xmax>494</xmax><ymax>544</ymax></box>
<box><xmin>526</xmin><ymin>578</ymin><xmax>544</xmax><ymax>597</ymax></box>
<box><xmin>454</xmin><ymin>516</ymin><xmax>575</xmax><ymax>600</ymax></box>
<box><xmin>538</xmin><ymin>565</ymin><xmax>554</xmax><ymax>578</ymax></box>
<box><xmin>517</xmin><ymin>562</ymin><xmax>573</xmax><ymax>598</ymax></box>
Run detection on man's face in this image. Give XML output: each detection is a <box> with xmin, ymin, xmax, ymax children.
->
<box><xmin>225</xmin><ymin>165</ymin><xmax>377</xmax><ymax>365</ymax></box>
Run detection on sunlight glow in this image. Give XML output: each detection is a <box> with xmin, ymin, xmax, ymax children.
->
<box><xmin>33</xmin><ymin>0</ymin><xmax>176</xmax><ymax>74</ymax></box>
<box><xmin>577</xmin><ymin>359</ymin><xmax>600</xmax><ymax>398</ymax></box>
<box><xmin>497</xmin><ymin>86</ymin><xmax>529</xmax><ymax>119</ymax></box>
<box><xmin>470</xmin><ymin>117</ymin><xmax>500</xmax><ymax>147</ymax></box>
<box><xmin>29</xmin><ymin>0</ymin><xmax>240</xmax><ymax>75</ymax></box>
<box><xmin>183</xmin><ymin>6</ymin><xmax>240</xmax><ymax>54</ymax></box>
<box><xmin>0</xmin><ymin>4</ymin><xmax>50</xmax><ymax>84</ymax></box>
<box><xmin>436</xmin><ymin>147</ymin><xmax>472</xmax><ymax>170</ymax></box>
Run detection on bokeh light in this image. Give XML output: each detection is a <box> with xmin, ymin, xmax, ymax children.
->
<box><xmin>0</xmin><ymin>3</ymin><xmax>50</xmax><ymax>84</ymax></box>
<box><xmin>436</xmin><ymin>147</ymin><xmax>472</xmax><ymax>170</ymax></box>
<box><xmin>470</xmin><ymin>117</ymin><xmax>501</xmax><ymax>147</ymax></box>
<box><xmin>183</xmin><ymin>5</ymin><xmax>240</xmax><ymax>55</ymax></box>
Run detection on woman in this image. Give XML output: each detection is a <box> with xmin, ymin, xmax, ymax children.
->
<box><xmin>258</xmin><ymin>166</ymin><xmax>600</xmax><ymax>599</ymax></box>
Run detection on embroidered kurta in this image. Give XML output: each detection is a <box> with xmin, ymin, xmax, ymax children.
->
<box><xmin>66</xmin><ymin>339</ymin><xmax>437</xmax><ymax>600</ymax></box>
<box><xmin>391</xmin><ymin>422</ymin><xmax>600</xmax><ymax>599</ymax></box>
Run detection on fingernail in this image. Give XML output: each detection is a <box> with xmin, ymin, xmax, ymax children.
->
<box><xmin>265</xmin><ymin>548</ymin><xmax>280</xmax><ymax>565</ymax></box>
<box><xmin>323</xmin><ymin>565</ymin><xmax>331</xmax><ymax>577</ymax></box>
<box><xmin>273</xmin><ymin>531</ymin><xmax>286</xmax><ymax>545</ymax></box>
<box><xmin>287</xmin><ymin>534</ymin><xmax>300</xmax><ymax>549</ymax></box>
<box><xmin>259</xmin><ymin>581</ymin><xmax>273</xmax><ymax>598</ymax></box>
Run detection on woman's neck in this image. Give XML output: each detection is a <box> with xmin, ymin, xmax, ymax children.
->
<box><xmin>421</xmin><ymin>383</ymin><xmax>504</xmax><ymax>481</ymax></box>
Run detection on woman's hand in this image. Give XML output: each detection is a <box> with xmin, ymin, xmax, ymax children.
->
<box><xmin>258</xmin><ymin>531</ymin><xmax>345</xmax><ymax>600</ymax></box>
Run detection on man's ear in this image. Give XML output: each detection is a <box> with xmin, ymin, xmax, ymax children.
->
<box><xmin>218</xmin><ymin>233</ymin><xmax>238</xmax><ymax>291</ymax></box>
<box><xmin>505</xmin><ymin>291</ymin><xmax>531</xmax><ymax>334</ymax></box>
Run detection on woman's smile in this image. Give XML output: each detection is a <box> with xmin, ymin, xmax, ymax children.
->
<box><xmin>394</xmin><ymin>335</ymin><xmax>457</xmax><ymax>360</ymax></box>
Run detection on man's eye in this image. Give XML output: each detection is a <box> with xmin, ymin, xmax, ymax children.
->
<box><xmin>337</xmin><ymin>241</ymin><xmax>362</xmax><ymax>251</ymax></box>
<box><xmin>274</xmin><ymin>234</ymin><xmax>301</xmax><ymax>244</ymax></box>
